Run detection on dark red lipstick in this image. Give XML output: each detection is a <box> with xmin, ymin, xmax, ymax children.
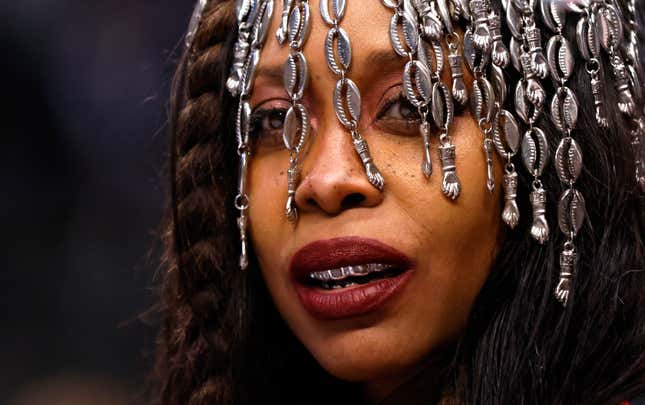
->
<box><xmin>290</xmin><ymin>236</ymin><xmax>415</xmax><ymax>320</ymax></box>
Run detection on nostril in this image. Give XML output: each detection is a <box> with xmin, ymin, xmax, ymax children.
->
<box><xmin>340</xmin><ymin>193</ymin><xmax>366</xmax><ymax>209</ymax></box>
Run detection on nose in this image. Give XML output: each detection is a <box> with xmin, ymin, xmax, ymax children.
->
<box><xmin>293</xmin><ymin>123</ymin><xmax>384</xmax><ymax>216</ymax></box>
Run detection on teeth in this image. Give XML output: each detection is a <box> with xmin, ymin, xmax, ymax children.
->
<box><xmin>309</xmin><ymin>263</ymin><xmax>394</xmax><ymax>282</ymax></box>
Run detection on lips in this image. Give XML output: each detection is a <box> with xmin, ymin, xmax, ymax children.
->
<box><xmin>289</xmin><ymin>236</ymin><xmax>415</xmax><ymax>320</ymax></box>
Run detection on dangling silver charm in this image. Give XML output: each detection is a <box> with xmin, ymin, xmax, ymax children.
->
<box><xmin>413</xmin><ymin>0</ymin><xmax>444</xmax><ymax>41</ymax></box>
<box><xmin>488</xmin><ymin>11</ymin><xmax>509</xmax><ymax>68</ymax></box>
<box><xmin>469</xmin><ymin>0</ymin><xmax>492</xmax><ymax>51</ymax></box>
<box><xmin>525</xmin><ymin>25</ymin><xmax>549</xmax><ymax>80</ymax></box>
<box><xmin>555</xmin><ymin>246</ymin><xmax>576</xmax><ymax>306</ymax></box>
<box><xmin>439</xmin><ymin>141</ymin><xmax>461</xmax><ymax>199</ymax></box>
<box><xmin>276</xmin><ymin>0</ymin><xmax>295</xmax><ymax>44</ymax></box>
<box><xmin>420</xmin><ymin>119</ymin><xmax>433</xmax><ymax>178</ymax></box>
<box><xmin>447</xmin><ymin>33</ymin><xmax>468</xmax><ymax>106</ymax></box>
<box><xmin>285</xmin><ymin>156</ymin><xmax>300</xmax><ymax>222</ymax></box>
<box><xmin>587</xmin><ymin>59</ymin><xmax>609</xmax><ymax>127</ymax></box>
<box><xmin>483</xmin><ymin>137</ymin><xmax>495</xmax><ymax>192</ymax></box>
<box><xmin>520</xmin><ymin>52</ymin><xmax>546</xmax><ymax>108</ymax></box>
<box><xmin>502</xmin><ymin>169</ymin><xmax>520</xmax><ymax>228</ymax></box>
<box><xmin>353</xmin><ymin>133</ymin><xmax>385</xmax><ymax>191</ymax></box>
<box><xmin>609</xmin><ymin>53</ymin><xmax>637</xmax><ymax>117</ymax></box>
<box><xmin>529</xmin><ymin>185</ymin><xmax>549</xmax><ymax>244</ymax></box>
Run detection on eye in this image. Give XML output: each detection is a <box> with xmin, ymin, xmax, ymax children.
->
<box><xmin>377</xmin><ymin>92</ymin><xmax>421</xmax><ymax>122</ymax></box>
<box><xmin>374</xmin><ymin>90</ymin><xmax>423</xmax><ymax>136</ymax></box>
<box><xmin>249</xmin><ymin>103</ymin><xmax>290</xmax><ymax>148</ymax></box>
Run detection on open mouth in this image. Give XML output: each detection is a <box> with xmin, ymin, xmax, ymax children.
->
<box><xmin>302</xmin><ymin>263</ymin><xmax>407</xmax><ymax>290</ymax></box>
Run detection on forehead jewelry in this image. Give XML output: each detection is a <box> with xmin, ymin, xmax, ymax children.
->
<box><xmin>276</xmin><ymin>0</ymin><xmax>312</xmax><ymax>222</ymax></box>
<box><xmin>185</xmin><ymin>0</ymin><xmax>645</xmax><ymax>308</ymax></box>
<box><xmin>507</xmin><ymin>0</ymin><xmax>552</xmax><ymax>245</ymax></box>
<box><xmin>540</xmin><ymin>0</ymin><xmax>582</xmax><ymax>305</ymax></box>
<box><xmin>383</xmin><ymin>0</ymin><xmax>462</xmax><ymax>199</ymax></box>
<box><xmin>321</xmin><ymin>0</ymin><xmax>386</xmax><ymax>192</ymax></box>
<box><xmin>221</xmin><ymin>0</ymin><xmax>274</xmax><ymax>270</ymax></box>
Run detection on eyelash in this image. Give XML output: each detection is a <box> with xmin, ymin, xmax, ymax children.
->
<box><xmin>248</xmin><ymin>90</ymin><xmax>421</xmax><ymax>143</ymax></box>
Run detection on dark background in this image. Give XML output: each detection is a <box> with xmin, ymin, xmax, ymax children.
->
<box><xmin>1</xmin><ymin>1</ymin><xmax>193</xmax><ymax>403</ymax></box>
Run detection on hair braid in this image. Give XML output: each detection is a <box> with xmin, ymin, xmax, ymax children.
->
<box><xmin>152</xmin><ymin>2</ymin><xmax>241</xmax><ymax>404</ymax></box>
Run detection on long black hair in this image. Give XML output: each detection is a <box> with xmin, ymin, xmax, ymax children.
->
<box><xmin>150</xmin><ymin>1</ymin><xmax>645</xmax><ymax>404</ymax></box>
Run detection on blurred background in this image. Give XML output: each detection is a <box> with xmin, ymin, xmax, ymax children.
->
<box><xmin>1</xmin><ymin>1</ymin><xmax>194</xmax><ymax>403</ymax></box>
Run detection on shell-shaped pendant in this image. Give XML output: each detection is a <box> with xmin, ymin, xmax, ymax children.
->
<box><xmin>550</xmin><ymin>87</ymin><xmax>579</xmax><ymax>132</ymax></box>
<box><xmin>390</xmin><ymin>10</ymin><xmax>418</xmax><ymax>57</ymax></box>
<box><xmin>432</xmin><ymin>82</ymin><xmax>454</xmax><ymax>130</ymax></box>
<box><xmin>334</xmin><ymin>78</ymin><xmax>362</xmax><ymax>128</ymax></box>
<box><xmin>403</xmin><ymin>60</ymin><xmax>432</xmax><ymax>107</ymax></box>
<box><xmin>418</xmin><ymin>39</ymin><xmax>444</xmax><ymax>74</ymax></box>
<box><xmin>284</xmin><ymin>51</ymin><xmax>308</xmax><ymax>100</ymax></box>
<box><xmin>251</xmin><ymin>0</ymin><xmax>274</xmax><ymax>47</ymax></box>
<box><xmin>283</xmin><ymin>103</ymin><xmax>310</xmax><ymax>152</ymax></box>
<box><xmin>325</xmin><ymin>27</ymin><xmax>351</xmax><ymax>76</ymax></box>
<box><xmin>493</xmin><ymin>109</ymin><xmax>520</xmax><ymax>157</ymax></box>
<box><xmin>522</xmin><ymin>127</ymin><xmax>550</xmax><ymax>177</ymax></box>
<box><xmin>490</xmin><ymin>64</ymin><xmax>507</xmax><ymax>105</ymax></box>
<box><xmin>470</xmin><ymin>77</ymin><xmax>495</xmax><ymax>123</ymax></box>
<box><xmin>558</xmin><ymin>188</ymin><xmax>586</xmax><ymax>235</ymax></box>
<box><xmin>555</xmin><ymin>137</ymin><xmax>583</xmax><ymax>183</ymax></box>
<box><xmin>320</xmin><ymin>0</ymin><xmax>346</xmax><ymax>25</ymax></box>
<box><xmin>547</xmin><ymin>35</ymin><xmax>574</xmax><ymax>82</ymax></box>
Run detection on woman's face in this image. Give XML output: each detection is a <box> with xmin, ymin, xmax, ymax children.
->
<box><xmin>246</xmin><ymin>0</ymin><xmax>504</xmax><ymax>399</ymax></box>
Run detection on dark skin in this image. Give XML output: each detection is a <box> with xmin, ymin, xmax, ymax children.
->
<box><xmin>245</xmin><ymin>2</ymin><xmax>504</xmax><ymax>402</ymax></box>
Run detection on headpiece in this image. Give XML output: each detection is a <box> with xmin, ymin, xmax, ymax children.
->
<box><xmin>185</xmin><ymin>0</ymin><xmax>645</xmax><ymax>306</ymax></box>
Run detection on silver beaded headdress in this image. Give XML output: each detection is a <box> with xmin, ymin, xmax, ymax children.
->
<box><xmin>185</xmin><ymin>0</ymin><xmax>645</xmax><ymax>306</ymax></box>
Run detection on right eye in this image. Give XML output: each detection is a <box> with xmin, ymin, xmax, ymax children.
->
<box><xmin>249</xmin><ymin>105</ymin><xmax>290</xmax><ymax>148</ymax></box>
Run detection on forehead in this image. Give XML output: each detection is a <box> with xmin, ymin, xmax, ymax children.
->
<box><xmin>256</xmin><ymin>1</ymin><xmax>398</xmax><ymax>83</ymax></box>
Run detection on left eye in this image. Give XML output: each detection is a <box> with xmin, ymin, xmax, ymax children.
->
<box><xmin>249</xmin><ymin>107</ymin><xmax>288</xmax><ymax>147</ymax></box>
<box><xmin>378</xmin><ymin>93</ymin><xmax>421</xmax><ymax>121</ymax></box>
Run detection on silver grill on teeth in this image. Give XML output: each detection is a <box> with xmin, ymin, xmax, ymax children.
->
<box><xmin>308</xmin><ymin>263</ymin><xmax>395</xmax><ymax>281</ymax></box>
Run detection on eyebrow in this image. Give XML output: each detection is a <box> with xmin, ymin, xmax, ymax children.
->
<box><xmin>255</xmin><ymin>49</ymin><xmax>404</xmax><ymax>85</ymax></box>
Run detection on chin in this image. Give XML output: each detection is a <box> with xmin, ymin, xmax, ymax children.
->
<box><xmin>305</xmin><ymin>328</ymin><xmax>429</xmax><ymax>383</ymax></box>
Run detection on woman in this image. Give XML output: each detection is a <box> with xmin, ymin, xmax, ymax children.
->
<box><xmin>151</xmin><ymin>0</ymin><xmax>645</xmax><ymax>403</ymax></box>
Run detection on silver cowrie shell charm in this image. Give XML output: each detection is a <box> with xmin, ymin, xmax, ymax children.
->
<box><xmin>334</xmin><ymin>78</ymin><xmax>362</xmax><ymax>128</ymax></box>
<box><xmin>283</xmin><ymin>103</ymin><xmax>310</xmax><ymax>152</ymax></box>
<box><xmin>550</xmin><ymin>87</ymin><xmax>579</xmax><ymax>132</ymax></box>
<box><xmin>576</xmin><ymin>16</ymin><xmax>601</xmax><ymax>61</ymax></box>
<box><xmin>555</xmin><ymin>137</ymin><xmax>583</xmax><ymax>183</ymax></box>
<box><xmin>490</xmin><ymin>64</ymin><xmax>507</xmax><ymax>105</ymax></box>
<box><xmin>521</xmin><ymin>127</ymin><xmax>550</xmax><ymax>177</ymax></box>
<box><xmin>241</xmin><ymin>48</ymin><xmax>261</xmax><ymax>96</ymax></box>
<box><xmin>597</xmin><ymin>4</ymin><xmax>622</xmax><ymax>51</ymax></box>
<box><xmin>558</xmin><ymin>188</ymin><xmax>586</xmax><ymax>235</ymax></box>
<box><xmin>546</xmin><ymin>35</ymin><xmax>574</xmax><ymax>82</ymax></box>
<box><xmin>471</xmin><ymin>77</ymin><xmax>495</xmax><ymax>123</ymax></box>
<box><xmin>514</xmin><ymin>80</ymin><xmax>530</xmax><ymax>123</ymax></box>
<box><xmin>288</xmin><ymin>1</ymin><xmax>311</xmax><ymax>49</ymax></box>
<box><xmin>251</xmin><ymin>0</ymin><xmax>274</xmax><ymax>47</ymax></box>
<box><xmin>464</xmin><ymin>29</ymin><xmax>489</xmax><ymax>73</ymax></box>
<box><xmin>493</xmin><ymin>109</ymin><xmax>520</xmax><ymax>157</ymax></box>
<box><xmin>325</xmin><ymin>27</ymin><xmax>351</xmax><ymax>76</ymax></box>
<box><xmin>432</xmin><ymin>82</ymin><xmax>454</xmax><ymax>129</ymax></box>
<box><xmin>320</xmin><ymin>0</ymin><xmax>346</xmax><ymax>25</ymax></box>
<box><xmin>284</xmin><ymin>51</ymin><xmax>308</xmax><ymax>100</ymax></box>
<box><xmin>390</xmin><ymin>10</ymin><xmax>419</xmax><ymax>57</ymax></box>
<box><xmin>418</xmin><ymin>39</ymin><xmax>444</xmax><ymax>74</ymax></box>
<box><xmin>236</xmin><ymin>100</ymin><xmax>252</xmax><ymax>147</ymax></box>
<box><xmin>403</xmin><ymin>60</ymin><xmax>432</xmax><ymax>107</ymax></box>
